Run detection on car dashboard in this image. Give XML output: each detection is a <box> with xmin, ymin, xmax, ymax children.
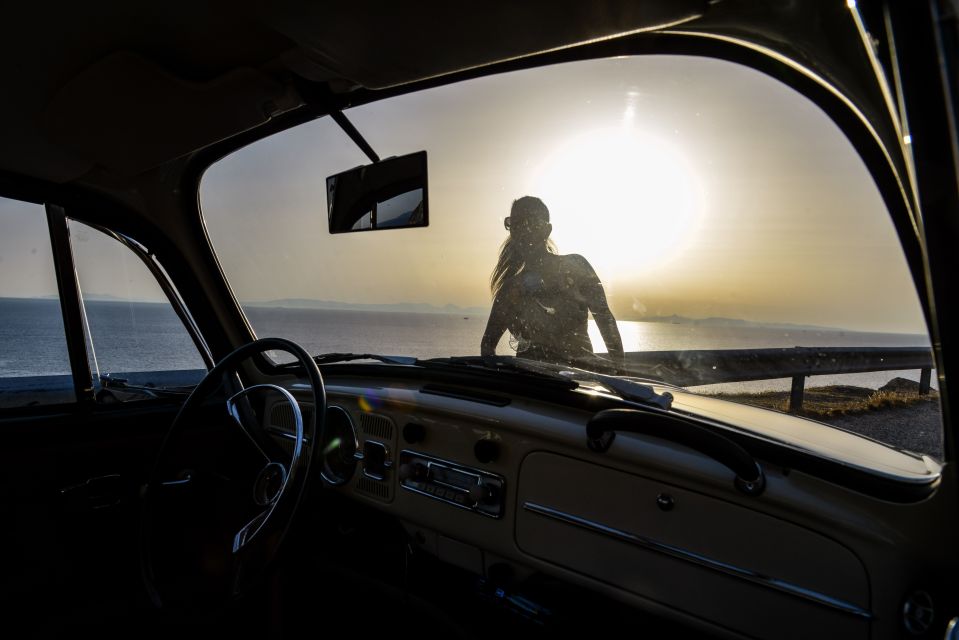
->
<box><xmin>253</xmin><ymin>371</ymin><xmax>936</xmax><ymax>639</ymax></box>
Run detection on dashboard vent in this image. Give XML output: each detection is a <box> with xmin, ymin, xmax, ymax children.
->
<box><xmin>359</xmin><ymin>413</ymin><xmax>394</xmax><ymax>440</ymax></box>
<box><xmin>269</xmin><ymin>403</ymin><xmax>314</xmax><ymax>431</ymax></box>
<box><xmin>356</xmin><ymin>476</ymin><xmax>392</xmax><ymax>502</ymax></box>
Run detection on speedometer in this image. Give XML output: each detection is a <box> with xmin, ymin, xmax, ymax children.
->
<box><xmin>320</xmin><ymin>405</ymin><xmax>359</xmax><ymax>485</ymax></box>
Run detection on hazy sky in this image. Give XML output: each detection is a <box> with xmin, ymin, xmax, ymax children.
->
<box><xmin>0</xmin><ymin>198</ymin><xmax>175</xmax><ymax>304</ymax></box>
<box><xmin>0</xmin><ymin>55</ymin><xmax>927</xmax><ymax>334</ymax></box>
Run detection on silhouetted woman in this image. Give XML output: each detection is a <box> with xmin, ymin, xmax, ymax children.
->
<box><xmin>481</xmin><ymin>196</ymin><xmax>625</xmax><ymax>371</ymax></box>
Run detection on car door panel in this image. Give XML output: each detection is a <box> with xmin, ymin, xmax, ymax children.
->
<box><xmin>0</xmin><ymin>401</ymin><xmax>180</xmax><ymax>627</ymax></box>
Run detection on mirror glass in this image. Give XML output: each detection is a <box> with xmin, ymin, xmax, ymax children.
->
<box><xmin>327</xmin><ymin>151</ymin><xmax>428</xmax><ymax>233</ymax></box>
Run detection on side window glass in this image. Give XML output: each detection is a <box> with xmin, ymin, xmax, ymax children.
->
<box><xmin>0</xmin><ymin>198</ymin><xmax>75</xmax><ymax>407</ymax></box>
<box><xmin>68</xmin><ymin>220</ymin><xmax>207</xmax><ymax>401</ymax></box>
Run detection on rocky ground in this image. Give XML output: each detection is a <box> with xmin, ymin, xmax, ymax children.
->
<box><xmin>707</xmin><ymin>377</ymin><xmax>943</xmax><ymax>460</ymax></box>
<box><xmin>823</xmin><ymin>401</ymin><xmax>942</xmax><ymax>459</ymax></box>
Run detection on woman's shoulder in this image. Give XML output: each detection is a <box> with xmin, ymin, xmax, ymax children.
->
<box><xmin>556</xmin><ymin>253</ymin><xmax>595</xmax><ymax>273</ymax></box>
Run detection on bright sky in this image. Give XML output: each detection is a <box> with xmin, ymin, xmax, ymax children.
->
<box><xmin>0</xmin><ymin>55</ymin><xmax>928</xmax><ymax>334</ymax></box>
<box><xmin>200</xmin><ymin>55</ymin><xmax>925</xmax><ymax>333</ymax></box>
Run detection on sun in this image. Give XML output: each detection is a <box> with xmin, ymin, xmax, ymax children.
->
<box><xmin>529</xmin><ymin>127</ymin><xmax>703</xmax><ymax>281</ymax></box>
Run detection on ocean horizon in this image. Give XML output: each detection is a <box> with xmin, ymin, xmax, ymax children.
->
<box><xmin>0</xmin><ymin>297</ymin><xmax>935</xmax><ymax>393</ymax></box>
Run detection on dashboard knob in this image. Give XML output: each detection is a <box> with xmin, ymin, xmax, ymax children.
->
<box><xmin>399</xmin><ymin>462</ymin><xmax>427</xmax><ymax>482</ymax></box>
<box><xmin>468</xmin><ymin>482</ymin><xmax>493</xmax><ymax>506</ymax></box>
<box><xmin>403</xmin><ymin>422</ymin><xmax>426</xmax><ymax>444</ymax></box>
<box><xmin>474</xmin><ymin>439</ymin><xmax>499</xmax><ymax>463</ymax></box>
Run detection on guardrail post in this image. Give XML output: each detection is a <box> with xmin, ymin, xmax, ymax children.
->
<box><xmin>919</xmin><ymin>368</ymin><xmax>931</xmax><ymax>395</ymax></box>
<box><xmin>789</xmin><ymin>375</ymin><xmax>805</xmax><ymax>413</ymax></box>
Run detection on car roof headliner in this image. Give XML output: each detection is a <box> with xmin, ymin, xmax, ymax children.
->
<box><xmin>0</xmin><ymin>0</ymin><xmax>904</xmax><ymax>196</ymax></box>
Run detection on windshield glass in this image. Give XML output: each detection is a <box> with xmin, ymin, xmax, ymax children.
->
<box><xmin>201</xmin><ymin>55</ymin><xmax>941</xmax><ymax>461</ymax></box>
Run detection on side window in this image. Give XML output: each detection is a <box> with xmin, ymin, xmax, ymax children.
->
<box><xmin>0</xmin><ymin>198</ymin><xmax>75</xmax><ymax>407</ymax></box>
<box><xmin>68</xmin><ymin>220</ymin><xmax>207</xmax><ymax>401</ymax></box>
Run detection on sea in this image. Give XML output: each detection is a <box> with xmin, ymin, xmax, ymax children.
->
<box><xmin>0</xmin><ymin>298</ymin><xmax>936</xmax><ymax>394</ymax></box>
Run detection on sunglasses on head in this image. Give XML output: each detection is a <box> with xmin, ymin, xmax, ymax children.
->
<box><xmin>504</xmin><ymin>216</ymin><xmax>548</xmax><ymax>231</ymax></box>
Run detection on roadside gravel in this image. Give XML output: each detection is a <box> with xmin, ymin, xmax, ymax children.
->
<box><xmin>817</xmin><ymin>402</ymin><xmax>942</xmax><ymax>460</ymax></box>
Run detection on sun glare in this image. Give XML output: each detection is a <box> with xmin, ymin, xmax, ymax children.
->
<box><xmin>530</xmin><ymin>128</ymin><xmax>703</xmax><ymax>280</ymax></box>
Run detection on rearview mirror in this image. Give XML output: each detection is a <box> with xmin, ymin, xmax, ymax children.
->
<box><xmin>326</xmin><ymin>151</ymin><xmax>428</xmax><ymax>233</ymax></box>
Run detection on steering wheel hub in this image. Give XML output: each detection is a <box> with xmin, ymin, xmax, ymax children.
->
<box><xmin>253</xmin><ymin>462</ymin><xmax>287</xmax><ymax>506</ymax></box>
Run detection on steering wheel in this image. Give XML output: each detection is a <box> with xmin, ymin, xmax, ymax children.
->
<box><xmin>140</xmin><ymin>338</ymin><xmax>325</xmax><ymax>610</ymax></box>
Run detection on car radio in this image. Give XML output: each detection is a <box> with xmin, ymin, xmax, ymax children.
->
<box><xmin>398</xmin><ymin>450</ymin><xmax>505</xmax><ymax>518</ymax></box>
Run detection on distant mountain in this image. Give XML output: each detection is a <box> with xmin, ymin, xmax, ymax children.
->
<box><xmin>12</xmin><ymin>293</ymin><xmax>163</xmax><ymax>304</ymax></box>
<box><xmin>638</xmin><ymin>314</ymin><xmax>845</xmax><ymax>332</ymax></box>
<box><xmin>82</xmin><ymin>293</ymin><xmax>164</xmax><ymax>304</ymax></box>
<box><xmin>247</xmin><ymin>298</ymin><xmax>489</xmax><ymax>315</ymax></box>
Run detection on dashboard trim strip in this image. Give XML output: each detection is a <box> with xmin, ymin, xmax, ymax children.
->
<box><xmin>522</xmin><ymin>501</ymin><xmax>872</xmax><ymax>620</ymax></box>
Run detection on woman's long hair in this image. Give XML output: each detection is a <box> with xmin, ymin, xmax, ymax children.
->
<box><xmin>491</xmin><ymin>197</ymin><xmax>557</xmax><ymax>298</ymax></box>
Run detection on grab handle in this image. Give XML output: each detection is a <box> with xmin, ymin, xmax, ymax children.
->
<box><xmin>586</xmin><ymin>408</ymin><xmax>765</xmax><ymax>496</ymax></box>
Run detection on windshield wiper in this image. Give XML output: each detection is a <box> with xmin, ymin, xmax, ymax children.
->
<box><xmin>586</xmin><ymin>373</ymin><xmax>674</xmax><ymax>411</ymax></box>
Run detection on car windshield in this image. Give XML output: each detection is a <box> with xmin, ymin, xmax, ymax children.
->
<box><xmin>201</xmin><ymin>55</ymin><xmax>942</xmax><ymax>461</ymax></box>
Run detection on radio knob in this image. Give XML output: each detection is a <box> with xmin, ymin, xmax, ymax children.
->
<box><xmin>403</xmin><ymin>423</ymin><xmax>426</xmax><ymax>444</ymax></box>
<box><xmin>468</xmin><ymin>482</ymin><xmax>493</xmax><ymax>506</ymax></box>
<box><xmin>474</xmin><ymin>439</ymin><xmax>499</xmax><ymax>463</ymax></box>
<box><xmin>399</xmin><ymin>462</ymin><xmax>427</xmax><ymax>482</ymax></box>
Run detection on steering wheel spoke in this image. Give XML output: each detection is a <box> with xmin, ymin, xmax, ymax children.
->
<box><xmin>232</xmin><ymin>508</ymin><xmax>271</xmax><ymax>554</ymax></box>
<box><xmin>226</xmin><ymin>383</ymin><xmax>305</xmax><ymax>465</ymax></box>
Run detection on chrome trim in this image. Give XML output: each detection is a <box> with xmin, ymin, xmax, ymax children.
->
<box><xmin>159</xmin><ymin>475</ymin><xmax>192</xmax><ymax>487</ymax></box>
<box><xmin>945</xmin><ymin>617</ymin><xmax>959</xmax><ymax>640</ymax></box>
<box><xmin>265</xmin><ymin>426</ymin><xmax>312</xmax><ymax>445</ymax></box>
<box><xmin>82</xmin><ymin>221</ymin><xmax>214</xmax><ymax>369</ymax></box>
<box><xmin>228</xmin><ymin>384</ymin><xmax>300</xmax><ymax>464</ymax></box>
<box><xmin>522</xmin><ymin>502</ymin><xmax>873</xmax><ymax>620</ymax></box>
<box><xmin>226</xmin><ymin>384</ymin><xmax>303</xmax><ymax>554</ymax></box>
<box><xmin>362</xmin><ymin>440</ymin><xmax>390</xmax><ymax>480</ymax></box>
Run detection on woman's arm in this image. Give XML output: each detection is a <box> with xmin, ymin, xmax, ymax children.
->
<box><xmin>481</xmin><ymin>291</ymin><xmax>511</xmax><ymax>356</ymax></box>
<box><xmin>571</xmin><ymin>255</ymin><xmax>625</xmax><ymax>368</ymax></box>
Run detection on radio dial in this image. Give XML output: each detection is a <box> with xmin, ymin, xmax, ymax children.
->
<box><xmin>399</xmin><ymin>462</ymin><xmax>427</xmax><ymax>482</ymax></box>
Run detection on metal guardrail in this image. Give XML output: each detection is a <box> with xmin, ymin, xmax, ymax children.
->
<box><xmin>623</xmin><ymin>346</ymin><xmax>934</xmax><ymax>412</ymax></box>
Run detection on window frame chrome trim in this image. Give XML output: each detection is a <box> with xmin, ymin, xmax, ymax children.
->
<box><xmin>80</xmin><ymin>221</ymin><xmax>215</xmax><ymax>369</ymax></box>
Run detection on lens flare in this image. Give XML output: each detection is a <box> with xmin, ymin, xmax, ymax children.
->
<box><xmin>357</xmin><ymin>393</ymin><xmax>383</xmax><ymax>412</ymax></box>
<box><xmin>323</xmin><ymin>437</ymin><xmax>342</xmax><ymax>455</ymax></box>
